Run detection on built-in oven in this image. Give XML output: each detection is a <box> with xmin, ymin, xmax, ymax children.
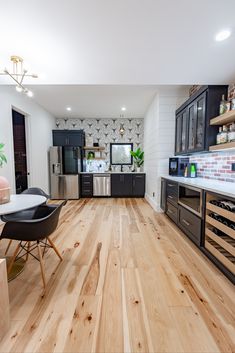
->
<box><xmin>178</xmin><ymin>184</ymin><xmax>203</xmax><ymax>217</ymax></box>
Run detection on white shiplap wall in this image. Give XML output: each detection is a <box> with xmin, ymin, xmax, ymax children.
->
<box><xmin>144</xmin><ymin>92</ymin><xmax>188</xmax><ymax>211</ymax></box>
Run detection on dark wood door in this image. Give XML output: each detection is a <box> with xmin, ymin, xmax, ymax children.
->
<box><xmin>12</xmin><ymin>110</ymin><xmax>28</xmax><ymax>194</ymax></box>
<box><xmin>132</xmin><ymin>174</ymin><xmax>145</xmax><ymax>197</ymax></box>
<box><xmin>175</xmin><ymin>109</ymin><xmax>187</xmax><ymax>155</ymax></box>
<box><xmin>194</xmin><ymin>92</ymin><xmax>206</xmax><ymax>152</ymax></box>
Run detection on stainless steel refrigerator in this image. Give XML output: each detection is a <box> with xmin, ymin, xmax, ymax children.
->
<box><xmin>49</xmin><ymin>146</ymin><xmax>82</xmax><ymax>199</ymax></box>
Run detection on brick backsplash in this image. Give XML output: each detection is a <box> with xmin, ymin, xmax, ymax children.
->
<box><xmin>189</xmin><ymin>84</ymin><xmax>235</xmax><ymax>99</ymax></box>
<box><xmin>190</xmin><ymin>151</ymin><xmax>235</xmax><ymax>182</ymax></box>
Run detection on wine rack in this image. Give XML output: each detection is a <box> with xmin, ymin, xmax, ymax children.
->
<box><xmin>205</xmin><ymin>192</ymin><xmax>235</xmax><ymax>277</ymax></box>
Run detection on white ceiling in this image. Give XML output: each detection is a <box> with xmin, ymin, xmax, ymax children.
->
<box><xmin>25</xmin><ymin>85</ymin><xmax>189</xmax><ymax>118</ymax></box>
<box><xmin>0</xmin><ymin>0</ymin><xmax>235</xmax><ymax>85</ymax></box>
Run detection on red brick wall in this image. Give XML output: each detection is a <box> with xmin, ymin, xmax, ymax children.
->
<box><xmin>189</xmin><ymin>85</ymin><xmax>235</xmax><ymax>98</ymax></box>
<box><xmin>190</xmin><ymin>151</ymin><xmax>235</xmax><ymax>182</ymax></box>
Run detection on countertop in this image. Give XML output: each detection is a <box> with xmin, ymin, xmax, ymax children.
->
<box><xmin>80</xmin><ymin>172</ymin><xmax>145</xmax><ymax>174</ymax></box>
<box><xmin>162</xmin><ymin>175</ymin><xmax>235</xmax><ymax>198</ymax></box>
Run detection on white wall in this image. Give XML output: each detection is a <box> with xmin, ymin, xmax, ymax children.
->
<box><xmin>144</xmin><ymin>89</ymin><xmax>188</xmax><ymax>211</ymax></box>
<box><xmin>0</xmin><ymin>86</ymin><xmax>55</xmax><ymax>193</ymax></box>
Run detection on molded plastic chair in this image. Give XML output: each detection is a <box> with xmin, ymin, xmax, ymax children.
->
<box><xmin>0</xmin><ymin>201</ymin><xmax>66</xmax><ymax>288</ymax></box>
<box><xmin>1</xmin><ymin>187</ymin><xmax>50</xmax><ymax>255</ymax></box>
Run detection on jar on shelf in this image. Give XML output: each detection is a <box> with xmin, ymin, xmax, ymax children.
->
<box><xmin>228</xmin><ymin>123</ymin><xmax>235</xmax><ymax>142</ymax></box>
<box><xmin>216</xmin><ymin>126</ymin><xmax>222</xmax><ymax>145</ymax></box>
<box><xmin>231</xmin><ymin>98</ymin><xmax>235</xmax><ymax>111</ymax></box>
<box><xmin>220</xmin><ymin>125</ymin><xmax>228</xmax><ymax>144</ymax></box>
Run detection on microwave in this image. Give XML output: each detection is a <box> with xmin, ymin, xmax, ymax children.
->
<box><xmin>169</xmin><ymin>157</ymin><xmax>189</xmax><ymax>176</ymax></box>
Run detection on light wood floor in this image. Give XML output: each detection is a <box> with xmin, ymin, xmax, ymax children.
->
<box><xmin>0</xmin><ymin>198</ymin><xmax>234</xmax><ymax>353</ymax></box>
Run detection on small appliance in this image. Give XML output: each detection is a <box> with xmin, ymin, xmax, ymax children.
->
<box><xmin>184</xmin><ymin>163</ymin><xmax>197</xmax><ymax>178</ymax></box>
<box><xmin>169</xmin><ymin>157</ymin><xmax>189</xmax><ymax>176</ymax></box>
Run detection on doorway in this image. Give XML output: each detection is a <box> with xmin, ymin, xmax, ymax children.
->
<box><xmin>12</xmin><ymin>109</ymin><xmax>28</xmax><ymax>193</ymax></box>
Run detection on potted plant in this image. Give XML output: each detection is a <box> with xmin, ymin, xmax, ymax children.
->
<box><xmin>0</xmin><ymin>143</ymin><xmax>10</xmax><ymax>204</ymax></box>
<box><xmin>130</xmin><ymin>148</ymin><xmax>144</xmax><ymax>172</ymax></box>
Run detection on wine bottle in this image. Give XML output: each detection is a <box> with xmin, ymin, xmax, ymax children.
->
<box><xmin>219</xmin><ymin>200</ymin><xmax>235</xmax><ymax>212</ymax></box>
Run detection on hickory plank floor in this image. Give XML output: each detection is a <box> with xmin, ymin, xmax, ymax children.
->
<box><xmin>0</xmin><ymin>198</ymin><xmax>234</xmax><ymax>353</ymax></box>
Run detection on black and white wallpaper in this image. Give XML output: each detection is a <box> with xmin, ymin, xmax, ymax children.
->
<box><xmin>55</xmin><ymin>118</ymin><xmax>144</xmax><ymax>171</ymax></box>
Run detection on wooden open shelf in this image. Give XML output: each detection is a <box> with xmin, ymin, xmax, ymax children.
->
<box><xmin>83</xmin><ymin>146</ymin><xmax>105</xmax><ymax>151</ymax></box>
<box><xmin>205</xmin><ymin>192</ymin><xmax>235</xmax><ymax>276</ymax></box>
<box><xmin>210</xmin><ymin>110</ymin><xmax>235</xmax><ymax>126</ymax></box>
<box><xmin>209</xmin><ymin>141</ymin><xmax>235</xmax><ymax>152</ymax></box>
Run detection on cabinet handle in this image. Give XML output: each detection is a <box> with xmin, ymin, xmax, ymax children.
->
<box><xmin>168</xmin><ymin>209</ymin><xmax>173</xmax><ymax>214</ymax></box>
<box><xmin>168</xmin><ymin>195</ymin><xmax>173</xmax><ymax>199</ymax></box>
<box><xmin>168</xmin><ymin>184</ymin><xmax>174</xmax><ymax>187</ymax></box>
<box><xmin>182</xmin><ymin>219</ymin><xmax>190</xmax><ymax>226</ymax></box>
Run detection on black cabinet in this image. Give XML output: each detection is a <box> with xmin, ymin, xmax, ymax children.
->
<box><xmin>111</xmin><ymin>174</ymin><xmax>133</xmax><ymax>197</ymax></box>
<box><xmin>175</xmin><ymin>85</ymin><xmax>228</xmax><ymax>155</ymax></box>
<box><xmin>178</xmin><ymin>205</ymin><xmax>202</xmax><ymax>246</ymax></box>
<box><xmin>53</xmin><ymin>130</ymin><xmax>85</xmax><ymax>147</ymax></box>
<box><xmin>81</xmin><ymin>174</ymin><xmax>93</xmax><ymax>197</ymax></box>
<box><xmin>160</xmin><ymin>178</ymin><xmax>166</xmax><ymax>212</ymax></box>
<box><xmin>111</xmin><ymin>173</ymin><xmax>145</xmax><ymax>197</ymax></box>
<box><xmin>132</xmin><ymin>174</ymin><xmax>146</xmax><ymax>197</ymax></box>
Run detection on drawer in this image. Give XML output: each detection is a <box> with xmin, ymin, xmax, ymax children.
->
<box><xmin>167</xmin><ymin>193</ymin><xmax>178</xmax><ymax>206</ymax></box>
<box><xmin>166</xmin><ymin>181</ymin><xmax>178</xmax><ymax>197</ymax></box>
<box><xmin>81</xmin><ymin>188</ymin><xmax>93</xmax><ymax>197</ymax></box>
<box><xmin>82</xmin><ymin>180</ymin><xmax>92</xmax><ymax>187</ymax></box>
<box><xmin>81</xmin><ymin>174</ymin><xmax>93</xmax><ymax>181</ymax></box>
<box><xmin>178</xmin><ymin>205</ymin><xmax>202</xmax><ymax>246</ymax></box>
<box><xmin>166</xmin><ymin>201</ymin><xmax>178</xmax><ymax>224</ymax></box>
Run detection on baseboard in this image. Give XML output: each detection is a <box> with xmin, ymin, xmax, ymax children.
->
<box><xmin>145</xmin><ymin>193</ymin><xmax>163</xmax><ymax>213</ymax></box>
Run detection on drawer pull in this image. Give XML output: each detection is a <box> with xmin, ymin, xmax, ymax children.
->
<box><xmin>168</xmin><ymin>209</ymin><xmax>173</xmax><ymax>214</ymax></box>
<box><xmin>168</xmin><ymin>184</ymin><xmax>175</xmax><ymax>187</ymax></box>
<box><xmin>168</xmin><ymin>195</ymin><xmax>173</xmax><ymax>199</ymax></box>
<box><xmin>182</xmin><ymin>219</ymin><xmax>190</xmax><ymax>226</ymax></box>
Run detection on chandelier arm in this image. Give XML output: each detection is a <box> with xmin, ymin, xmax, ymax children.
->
<box><xmin>4</xmin><ymin>71</ymin><xmax>25</xmax><ymax>89</ymax></box>
<box><xmin>20</xmin><ymin>71</ymin><xmax>26</xmax><ymax>85</ymax></box>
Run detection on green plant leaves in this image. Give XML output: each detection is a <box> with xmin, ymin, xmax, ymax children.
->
<box><xmin>130</xmin><ymin>148</ymin><xmax>144</xmax><ymax>167</ymax></box>
<box><xmin>0</xmin><ymin>143</ymin><xmax>7</xmax><ymax>167</ymax></box>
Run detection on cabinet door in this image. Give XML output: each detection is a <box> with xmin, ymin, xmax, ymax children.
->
<box><xmin>195</xmin><ymin>92</ymin><xmax>206</xmax><ymax>151</ymax></box>
<box><xmin>160</xmin><ymin>178</ymin><xmax>166</xmax><ymax>212</ymax></box>
<box><xmin>67</xmin><ymin>131</ymin><xmax>83</xmax><ymax>147</ymax></box>
<box><xmin>181</xmin><ymin>109</ymin><xmax>187</xmax><ymax>153</ymax></box>
<box><xmin>175</xmin><ymin>113</ymin><xmax>182</xmax><ymax>154</ymax></box>
<box><xmin>187</xmin><ymin>103</ymin><xmax>196</xmax><ymax>152</ymax></box>
<box><xmin>132</xmin><ymin>174</ymin><xmax>145</xmax><ymax>197</ymax></box>
<box><xmin>52</xmin><ymin>131</ymin><xmax>68</xmax><ymax>146</ymax></box>
<box><xmin>111</xmin><ymin>174</ymin><xmax>132</xmax><ymax>196</ymax></box>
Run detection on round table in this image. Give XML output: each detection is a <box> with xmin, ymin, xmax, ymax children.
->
<box><xmin>0</xmin><ymin>194</ymin><xmax>47</xmax><ymax>215</ymax></box>
<box><xmin>0</xmin><ymin>194</ymin><xmax>47</xmax><ymax>280</ymax></box>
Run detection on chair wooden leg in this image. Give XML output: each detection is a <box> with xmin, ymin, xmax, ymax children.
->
<box><xmin>5</xmin><ymin>240</ymin><xmax>13</xmax><ymax>255</ymax></box>
<box><xmin>7</xmin><ymin>243</ymin><xmax>21</xmax><ymax>275</ymax></box>
<box><xmin>47</xmin><ymin>237</ymin><xmax>63</xmax><ymax>261</ymax></box>
<box><xmin>26</xmin><ymin>242</ymin><xmax>31</xmax><ymax>261</ymax></box>
<box><xmin>37</xmin><ymin>242</ymin><xmax>46</xmax><ymax>289</ymax></box>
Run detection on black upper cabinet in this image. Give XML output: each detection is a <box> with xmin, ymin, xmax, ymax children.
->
<box><xmin>175</xmin><ymin>85</ymin><xmax>228</xmax><ymax>155</ymax></box>
<box><xmin>53</xmin><ymin>130</ymin><xmax>85</xmax><ymax>147</ymax></box>
<box><xmin>175</xmin><ymin>108</ymin><xmax>187</xmax><ymax>154</ymax></box>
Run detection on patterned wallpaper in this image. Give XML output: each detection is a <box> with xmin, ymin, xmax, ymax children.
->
<box><xmin>55</xmin><ymin>118</ymin><xmax>144</xmax><ymax>171</ymax></box>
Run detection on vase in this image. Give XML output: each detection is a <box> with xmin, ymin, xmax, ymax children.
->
<box><xmin>0</xmin><ymin>176</ymin><xmax>10</xmax><ymax>204</ymax></box>
<box><xmin>136</xmin><ymin>167</ymin><xmax>141</xmax><ymax>173</ymax></box>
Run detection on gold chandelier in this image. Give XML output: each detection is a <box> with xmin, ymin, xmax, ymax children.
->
<box><xmin>0</xmin><ymin>55</ymin><xmax>38</xmax><ymax>97</ymax></box>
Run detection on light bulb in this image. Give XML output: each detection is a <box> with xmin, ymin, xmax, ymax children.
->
<box><xmin>121</xmin><ymin>107</ymin><xmax>126</xmax><ymax>111</ymax></box>
<box><xmin>27</xmin><ymin>90</ymin><xmax>33</xmax><ymax>97</ymax></box>
<box><xmin>215</xmin><ymin>30</ymin><xmax>231</xmax><ymax>42</ymax></box>
<box><xmin>16</xmin><ymin>85</ymin><xmax>23</xmax><ymax>93</ymax></box>
<box><xmin>66</xmin><ymin>107</ymin><xmax>72</xmax><ymax>111</ymax></box>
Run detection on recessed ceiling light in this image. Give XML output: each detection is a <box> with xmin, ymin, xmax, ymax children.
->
<box><xmin>215</xmin><ymin>30</ymin><xmax>231</xmax><ymax>42</ymax></box>
<box><xmin>66</xmin><ymin>107</ymin><xmax>72</xmax><ymax>111</ymax></box>
<box><xmin>121</xmin><ymin>107</ymin><xmax>126</xmax><ymax>111</ymax></box>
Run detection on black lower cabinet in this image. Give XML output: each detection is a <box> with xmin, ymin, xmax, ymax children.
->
<box><xmin>178</xmin><ymin>205</ymin><xmax>202</xmax><ymax>246</ymax></box>
<box><xmin>166</xmin><ymin>201</ymin><xmax>178</xmax><ymax>224</ymax></box>
<box><xmin>81</xmin><ymin>174</ymin><xmax>93</xmax><ymax>197</ymax></box>
<box><xmin>111</xmin><ymin>173</ymin><xmax>145</xmax><ymax>197</ymax></box>
<box><xmin>111</xmin><ymin>174</ymin><xmax>132</xmax><ymax>197</ymax></box>
<box><xmin>132</xmin><ymin>174</ymin><xmax>146</xmax><ymax>196</ymax></box>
